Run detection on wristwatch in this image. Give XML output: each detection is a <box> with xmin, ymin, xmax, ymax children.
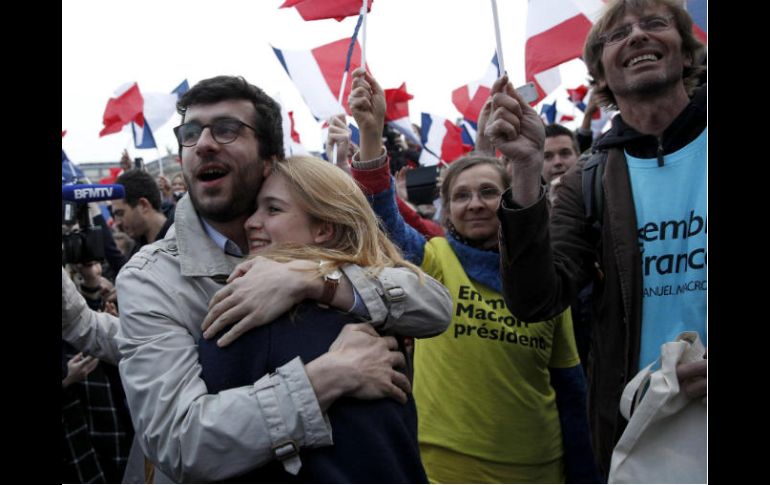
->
<box><xmin>319</xmin><ymin>267</ymin><xmax>343</xmax><ymax>306</ymax></box>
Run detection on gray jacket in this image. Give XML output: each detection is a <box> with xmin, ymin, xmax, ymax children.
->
<box><xmin>62</xmin><ymin>267</ymin><xmax>120</xmax><ymax>365</ymax></box>
<box><xmin>116</xmin><ymin>195</ymin><xmax>451</xmax><ymax>483</ymax></box>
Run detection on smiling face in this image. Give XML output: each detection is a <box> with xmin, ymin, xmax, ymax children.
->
<box><xmin>180</xmin><ymin>99</ymin><xmax>265</xmax><ymax>224</ymax></box>
<box><xmin>446</xmin><ymin>164</ymin><xmax>505</xmax><ymax>247</ymax></box>
<box><xmin>244</xmin><ymin>173</ymin><xmax>325</xmax><ymax>255</ymax></box>
<box><xmin>599</xmin><ymin>5</ymin><xmax>690</xmax><ymax>104</ymax></box>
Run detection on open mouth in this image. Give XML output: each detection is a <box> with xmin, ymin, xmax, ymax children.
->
<box><xmin>197</xmin><ymin>164</ymin><xmax>229</xmax><ymax>182</ymax></box>
<box><xmin>625</xmin><ymin>52</ymin><xmax>661</xmax><ymax>67</ymax></box>
<box><xmin>248</xmin><ymin>239</ymin><xmax>271</xmax><ymax>252</ymax></box>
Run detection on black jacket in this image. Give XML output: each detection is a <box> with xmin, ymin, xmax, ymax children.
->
<box><xmin>498</xmin><ymin>84</ymin><xmax>706</xmax><ymax>477</ymax></box>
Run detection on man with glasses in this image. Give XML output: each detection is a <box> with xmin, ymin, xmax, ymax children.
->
<box><xmin>115</xmin><ymin>75</ymin><xmax>452</xmax><ymax>482</ymax></box>
<box><xmin>487</xmin><ymin>0</ymin><xmax>707</xmax><ymax>477</ymax></box>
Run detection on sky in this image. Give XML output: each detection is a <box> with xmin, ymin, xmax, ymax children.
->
<box><xmin>62</xmin><ymin>0</ymin><xmax>593</xmax><ymax>164</ymax></box>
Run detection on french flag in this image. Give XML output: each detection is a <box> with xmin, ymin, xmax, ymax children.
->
<box><xmin>686</xmin><ymin>0</ymin><xmax>707</xmax><ymax>43</ymax></box>
<box><xmin>418</xmin><ymin>113</ymin><xmax>473</xmax><ymax>167</ymax></box>
<box><xmin>539</xmin><ymin>99</ymin><xmax>578</xmax><ymax>125</ymax></box>
<box><xmin>540</xmin><ymin>101</ymin><xmax>558</xmax><ymax>125</ymax></box>
<box><xmin>459</xmin><ymin>119</ymin><xmax>477</xmax><ymax>148</ymax></box>
<box><xmin>451</xmin><ymin>54</ymin><xmax>499</xmax><ymax>123</ymax></box>
<box><xmin>385</xmin><ymin>83</ymin><xmax>419</xmax><ymax>145</ymax></box>
<box><xmin>280</xmin><ymin>0</ymin><xmax>372</xmax><ymax>22</ymax></box>
<box><xmin>274</xmin><ymin>93</ymin><xmax>309</xmax><ymax>157</ymax></box>
<box><xmin>132</xmin><ymin>79</ymin><xmax>190</xmax><ymax>149</ymax></box>
<box><xmin>525</xmin><ymin>0</ymin><xmax>603</xmax><ymax>102</ymax></box>
<box><xmin>273</xmin><ymin>38</ymin><xmax>369</xmax><ymax>121</ymax></box>
<box><xmin>99</xmin><ymin>82</ymin><xmax>144</xmax><ymax>137</ymax></box>
<box><xmin>566</xmin><ymin>84</ymin><xmax>589</xmax><ymax>111</ymax></box>
<box><xmin>62</xmin><ymin>149</ymin><xmax>87</xmax><ymax>185</ymax></box>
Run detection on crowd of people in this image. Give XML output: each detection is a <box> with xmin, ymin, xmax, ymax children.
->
<box><xmin>62</xmin><ymin>0</ymin><xmax>706</xmax><ymax>482</ymax></box>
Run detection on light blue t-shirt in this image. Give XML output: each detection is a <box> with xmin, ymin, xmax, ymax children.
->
<box><xmin>627</xmin><ymin>128</ymin><xmax>707</xmax><ymax>369</ymax></box>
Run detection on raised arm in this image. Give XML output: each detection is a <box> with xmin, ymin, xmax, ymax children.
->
<box><xmin>490</xmin><ymin>75</ymin><xmax>595</xmax><ymax>322</ymax></box>
<box><xmin>485</xmin><ymin>74</ymin><xmax>545</xmax><ymax>208</ymax></box>
<box><xmin>347</xmin><ymin>67</ymin><xmax>428</xmax><ymax>263</ymax></box>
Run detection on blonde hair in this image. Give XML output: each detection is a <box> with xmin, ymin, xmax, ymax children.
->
<box><xmin>255</xmin><ymin>155</ymin><xmax>424</xmax><ymax>282</ymax></box>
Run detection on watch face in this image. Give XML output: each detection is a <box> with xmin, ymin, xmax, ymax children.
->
<box><xmin>327</xmin><ymin>269</ymin><xmax>343</xmax><ymax>281</ymax></box>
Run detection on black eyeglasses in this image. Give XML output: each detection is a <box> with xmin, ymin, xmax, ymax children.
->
<box><xmin>173</xmin><ymin>118</ymin><xmax>258</xmax><ymax>147</ymax></box>
<box><xmin>600</xmin><ymin>14</ymin><xmax>675</xmax><ymax>46</ymax></box>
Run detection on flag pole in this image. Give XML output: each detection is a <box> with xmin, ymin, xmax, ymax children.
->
<box><xmin>331</xmin><ymin>13</ymin><xmax>365</xmax><ymax>165</ymax></box>
<box><xmin>331</xmin><ymin>70</ymin><xmax>348</xmax><ymax>165</ymax></box>
<box><xmin>361</xmin><ymin>0</ymin><xmax>368</xmax><ymax>67</ymax></box>
<box><xmin>490</xmin><ymin>0</ymin><xmax>505</xmax><ymax>75</ymax></box>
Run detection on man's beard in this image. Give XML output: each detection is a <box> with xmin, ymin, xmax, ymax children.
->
<box><xmin>189</xmin><ymin>186</ymin><xmax>258</xmax><ymax>223</ymax></box>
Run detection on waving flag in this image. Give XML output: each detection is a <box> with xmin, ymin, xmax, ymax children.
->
<box><xmin>273</xmin><ymin>38</ymin><xmax>368</xmax><ymax>120</ymax></box>
<box><xmin>280</xmin><ymin>0</ymin><xmax>372</xmax><ymax>22</ymax></box>
<box><xmin>525</xmin><ymin>0</ymin><xmax>603</xmax><ymax>102</ymax></box>
<box><xmin>459</xmin><ymin>119</ymin><xmax>477</xmax><ymax>148</ymax></box>
<box><xmin>540</xmin><ymin>101</ymin><xmax>557</xmax><ymax>125</ymax></box>
<box><xmin>62</xmin><ymin>150</ymin><xmax>86</xmax><ymax>185</ymax></box>
<box><xmin>686</xmin><ymin>0</ymin><xmax>707</xmax><ymax>43</ymax></box>
<box><xmin>99</xmin><ymin>82</ymin><xmax>144</xmax><ymax>137</ymax></box>
<box><xmin>98</xmin><ymin>167</ymin><xmax>123</xmax><ymax>185</ymax></box>
<box><xmin>418</xmin><ymin>113</ymin><xmax>472</xmax><ymax>166</ymax></box>
<box><xmin>384</xmin><ymin>83</ymin><xmax>419</xmax><ymax>145</ymax></box>
<box><xmin>452</xmin><ymin>54</ymin><xmax>499</xmax><ymax>123</ymax></box>
<box><xmin>274</xmin><ymin>93</ymin><xmax>309</xmax><ymax>157</ymax></box>
<box><xmin>567</xmin><ymin>84</ymin><xmax>589</xmax><ymax>111</ymax></box>
<box><xmin>131</xmin><ymin>79</ymin><xmax>190</xmax><ymax>149</ymax></box>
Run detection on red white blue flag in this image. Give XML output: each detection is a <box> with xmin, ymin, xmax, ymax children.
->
<box><xmin>99</xmin><ymin>82</ymin><xmax>144</xmax><ymax>137</ymax></box>
<box><xmin>419</xmin><ymin>113</ymin><xmax>473</xmax><ymax>166</ymax></box>
<box><xmin>280</xmin><ymin>0</ymin><xmax>372</xmax><ymax>22</ymax></box>
<box><xmin>451</xmin><ymin>54</ymin><xmax>499</xmax><ymax>124</ymax></box>
<box><xmin>273</xmin><ymin>37</ymin><xmax>369</xmax><ymax>121</ymax></box>
<box><xmin>525</xmin><ymin>0</ymin><xmax>603</xmax><ymax>103</ymax></box>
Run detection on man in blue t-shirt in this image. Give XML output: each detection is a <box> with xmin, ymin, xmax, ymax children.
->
<box><xmin>490</xmin><ymin>0</ymin><xmax>707</xmax><ymax>477</ymax></box>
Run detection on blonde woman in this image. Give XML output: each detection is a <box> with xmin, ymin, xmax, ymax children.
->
<box><xmin>198</xmin><ymin>155</ymin><xmax>450</xmax><ymax>482</ymax></box>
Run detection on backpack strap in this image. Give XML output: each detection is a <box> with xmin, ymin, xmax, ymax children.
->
<box><xmin>582</xmin><ymin>150</ymin><xmax>608</xmax><ymax>231</ymax></box>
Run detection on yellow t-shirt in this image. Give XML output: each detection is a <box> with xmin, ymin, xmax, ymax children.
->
<box><xmin>414</xmin><ymin>237</ymin><xmax>580</xmax><ymax>483</ymax></box>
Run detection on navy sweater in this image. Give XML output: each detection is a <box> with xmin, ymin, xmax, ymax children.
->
<box><xmin>198</xmin><ymin>301</ymin><xmax>427</xmax><ymax>483</ymax></box>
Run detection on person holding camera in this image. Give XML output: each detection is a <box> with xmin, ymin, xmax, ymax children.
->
<box><xmin>347</xmin><ymin>67</ymin><xmax>598</xmax><ymax>483</ymax></box>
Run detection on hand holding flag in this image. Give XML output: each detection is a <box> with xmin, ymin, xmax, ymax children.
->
<box><xmin>474</xmin><ymin>98</ymin><xmax>495</xmax><ymax>156</ymax></box>
<box><xmin>486</xmin><ymin>75</ymin><xmax>546</xmax><ymax>206</ymax></box>
<box><xmin>348</xmin><ymin>67</ymin><xmax>386</xmax><ymax>161</ymax></box>
<box><xmin>486</xmin><ymin>75</ymin><xmax>545</xmax><ymax>167</ymax></box>
<box><xmin>325</xmin><ymin>114</ymin><xmax>354</xmax><ymax>172</ymax></box>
